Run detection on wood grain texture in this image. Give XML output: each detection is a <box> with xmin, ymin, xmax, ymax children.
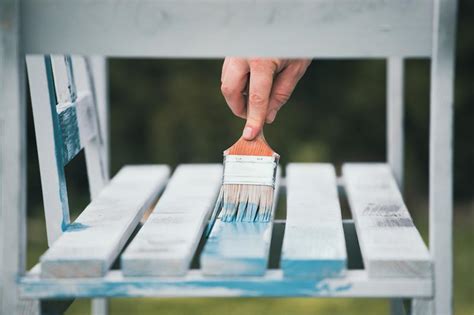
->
<box><xmin>40</xmin><ymin>165</ymin><xmax>170</xmax><ymax>278</ymax></box>
<box><xmin>122</xmin><ymin>164</ymin><xmax>222</xmax><ymax>276</ymax></box>
<box><xmin>342</xmin><ymin>163</ymin><xmax>431</xmax><ymax>278</ymax></box>
<box><xmin>19</xmin><ymin>268</ymin><xmax>432</xmax><ymax>299</ymax></box>
<box><xmin>281</xmin><ymin>164</ymin><xmax>347</xmax><ymax>278</ymax></box>
<box><xmin>200</xmin><ymin>168</ymin><xmax>280</xmax><ymax>276</ymax></box>
<box><xmin>21</xmin><ymin>0</ymin><xmax>432</xmax><ymax>58</ymax></box>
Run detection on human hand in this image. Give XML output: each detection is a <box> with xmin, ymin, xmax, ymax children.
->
<box><xmin>221</xmin><ymin>58</ymin><xmax>311</xmax><ymax>140</ymax></box>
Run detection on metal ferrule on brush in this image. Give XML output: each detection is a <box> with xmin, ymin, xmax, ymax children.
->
<box><xmin>222</xmin><ymin>155</ymin><xmax>278</xmax><ymax>187</ymax></box>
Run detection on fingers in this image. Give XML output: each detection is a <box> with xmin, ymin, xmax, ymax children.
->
<box><xmin>266</xmin><ymin>60</ymin><xmax>311</xmax><ymax>123</ymax></box>
<box><xmin>243</xmin><ymin>59</ymin><xmax>278</xmax><ymax>140</ymax></box>
<box><xmin>221</xmin><ymin>58</ymin><xmax>311</xmax><ymax>139</ymax></box>
<box><xmin>221</xmin><ymin>58</ymin><xmax>249</xmax><ymax>119</ymax></box>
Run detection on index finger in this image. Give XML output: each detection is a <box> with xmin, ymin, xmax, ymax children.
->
<box><xmin>244</xmin><ymin>60</ymin><xmax>276</xmax><ymax>140</ymax></box>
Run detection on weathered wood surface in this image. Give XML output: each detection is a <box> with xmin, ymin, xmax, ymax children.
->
<box><xmin>429</xmin><ymin>0</ymin><xmax>457</xmax><ymax>314</ymax></box>
<box><xmin>200</xmin><ymin>168</ymin><xmax>280</xmax><ymax>276</ymax></box>
<box><xmin>26</xmin><ymin>55</ymin><xmax>71</xmax><ymax>245</ymax></box>
<box><xmin>342</xmin><ymin>163</ymin><xmax>431</xmax><ymax>278</ymax></box>
<box><xmin>1</xmin><ymin>0</ymin><xmax>29</xmax><ymax>313</ymax></box>
<box><xmin>122</xmin><ymin>164</ymin><xmax>222</xmax><ymax>276</ymax></box>
<box><xmin>21</xmin><ymin>0</ymin><xmax>432</xmax><ymax>58</ymax></box>
<box><xmin>387</xmin><ymin>57</ymin><xmax>405</xmax><ymax>188</ymax></box>
<box><xmin>281</xmin><ymin>164</ymin><xmax>347</xmax><ymax>277</ymax></box>
<box><xmin>19</xmin><ymin>268</ymin><xmax>432</xmax><ymax>299</ymax></box>
<box><xmin>51</xmin><ymin>55</ymin><xmax>76</xmax><ymax>103</ymax></box>
<box><xmin>40</xmin><ymin>166</ymin><xmax>170</xmax><ymax>278</ymax></box>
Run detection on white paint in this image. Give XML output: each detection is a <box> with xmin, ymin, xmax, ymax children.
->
<box><xmin>342</xmin><ymin>163</ymin><xmax>431</xmax><ymax>278</ymax></box>
<box><xmin>282</xmin><ymin>164</ymin><xmax>347</xmax><ymax>277</ymax></box>
<box><xmin>51</xmin><ymin>55</ymin><xmax>74</xmax><ymax>103</ymax></box>
<box><xmin>90</xmin><ymin>56</ymin><xmax>110</xmax><ymax>180</ymax></box>
<box><xmin>21</xmin><ymin>0</ymin><xmax>432</xmax><ymax>58</ymax></box>
<box><xmin>429</xmin><ymin>0</ymin><xmax>457</xmax><ymax>314</ymax></box>
<box><xmin>26</xmin><ymin>55</ymin><xmax>70</xmax><ymax>245</ymax></box>
<box><xmin>387</xmin><ymin>57</ymin><xmax>404</xmax><ymax>188</ymax></box>
<box><xmin>0</xmin><ymin>1</ymin><xmax>29</xmax><ymax>313</ymax></box>
<box><xmin>40</xmin><ymin>166</ymin><xmax>170</xmax><ymax>278</ymax></box>
<box><xmin>70</xmin><ymin>56</ymin><xmax>108</xmax><ymax>199</ymax></box>
<box><xmin>122</xmin><ymin>164</ymin><xmax>222</xmax><ymax>276</ymax></box>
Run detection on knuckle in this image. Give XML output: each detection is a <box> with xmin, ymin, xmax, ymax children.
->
<box><xmin>249</xmin><ymin>93</ymin><xmax>266</xmax><ymax>107</ymax></box>
<box><xmin>220</xmin><ymin>83</ymin><xmax>235</xmax><ymax>96</ymax></box>
<box><xmin>273</xmin><ymin>91</ymin><xmax>291</xmax><ymax>105</ymax></box>
<box><xmin>249</xmin><ymin>59</ymin><xmax>277</xmax><ymax>73</ymax></box>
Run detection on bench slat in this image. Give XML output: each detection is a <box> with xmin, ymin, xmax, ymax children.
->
<box><xmin>40</xmin><ymin>165</ymin><xmax>170</xmax><ymax>278</ymax></box>
<box><xmin>122</xmin><ymin>164</ymin><xmax>222</xmax><ymax>276</ymax></box>
<box><xmin>200</xmin><ymin>168</ymin><xmax>280</xmax><ymax>276</ymax></box>
<box><xmin>342</xmin><ymin>163</ymin><xmax>431</xmax><ymax>278</ymax></box>
<box><xmin>281</xmin><ymin>164</ymin><xmax>347</xmax><ymax>277</ymax></box>
<box><xmin>19</xmin><ymin>269</ymin><xmax>433</xmax><ymax>299</ymax></box>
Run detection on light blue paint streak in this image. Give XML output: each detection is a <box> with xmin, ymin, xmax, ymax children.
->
<box><xmin>281</xmin><ymin>260</ymin><xmax>347</xmax><ymax>278</ymax></box>
<box><xmin>65</xmin><ymin>222</ymin><xmax>89</xmax><ymax>232</ymax></box>
<box><xmin>19</xmin><ymin>274</ymin><xmax>352</xmax><ymax>299</ymax></box>
<box><xmin>44</xmin><ymin>56</ymin><xmax>71</xmax><ymax>231</ymax></box>
<box><xmin>201</xmin><ymin>220</ymin><xmax>272</xmax><ymax>276</ymax></box>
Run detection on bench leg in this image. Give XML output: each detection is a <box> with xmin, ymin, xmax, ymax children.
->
<box><xmin>92</xmin><ymin>298</ymin><xmax>109</xmax><ymax>315</ymax></box>
<box><xmin>390</xmin><ymin>299</ymin><xmax>405</xmax><ymax>315</ymax></box>
<box><xmin>40</xmin><ymin>299</ymin><xmax>74</xmax><ymax>315</ymax></box>
<box><xmin>410</xmin><ymin>298</ymin><xmax>434</xmax><ymax>315</ymax></box>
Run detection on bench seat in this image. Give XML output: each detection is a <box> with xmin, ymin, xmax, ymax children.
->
<box><xmin>21</xmin><ymin>163</ymin><xmax>432</xmax><ymax>299</ymax></box>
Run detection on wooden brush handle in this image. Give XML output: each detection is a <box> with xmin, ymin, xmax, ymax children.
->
<box><xmin>225</xmin><ymin>131</ymin><xmax>276</xmax><ymax>156</ymax></box>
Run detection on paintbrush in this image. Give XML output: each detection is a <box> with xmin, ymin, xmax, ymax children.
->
<box><xmin>207</xmin><ymin>132</ymin><xmax>279</xmax><ymax>232</ymax></box>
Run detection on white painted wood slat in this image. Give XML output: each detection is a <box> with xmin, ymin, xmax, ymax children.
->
<box><xmin>122</xmin><ymin>164</ymin><xmax>222</xmax><ymax>276</ymax></box>
<box><xmin>22</xmin><ymin>0</ymin><xmax>432</xmax><ymax>58</ymax></box>
<box><xmin>342</xmin><ymin>163</ymin><xmax>431</xmax><ymax>278</ymax></box>
<box><xmin>40</xmin><ymin>165</ymin><xmax>170</xmax><ymax>278</ymax></box>
<box><xmin>26</xmin><ymin>55</ymin><xmax>71</xmax><ymax>245</ymax></box>
<box><xmin>200</xmin><ymin>168</ymin><xmax>280</xmax><ymax>276</ymax></box>
<box><xmin>281</xmin><ymin>164</ymin><xmax>347</xmax><ymax>278</ymax></box>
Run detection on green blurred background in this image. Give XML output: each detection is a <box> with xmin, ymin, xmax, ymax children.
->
<box><xmin>26</xmin><ymin>1</ymin><xmax>472</xmax><ymax>314</ymax></box>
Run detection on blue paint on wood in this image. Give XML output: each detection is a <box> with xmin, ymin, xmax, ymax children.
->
<box><xmin>65</xmin><ymin>222</ymin><xmax>89</xmax><ymax>232</ymax></box>
<box><xmin>19</xmin><ymin>271</ymin><xmax>353</xmax><ymax>299</ymax></box>
<box><xmin>58</xmin><ymin>104</ymin><xmax>82</xmax><ymax>164</ymax></box>
<box><xmin>44</xmin><ymin>56</ymin><xmax>71</xmax><ymax>231</ymax></box>
<box><xmin>281</xmin><ymin>260</ymin><xmax>346</xmax><ymax>278</ymax></box>
<box><xmin>201</xmin><ymin>220</ymin><xmax>273</xmax><ymax>276</ymax></box>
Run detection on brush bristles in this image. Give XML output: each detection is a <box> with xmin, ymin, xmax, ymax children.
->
<box><xmin>219</xmin><ymin>184</ymin><xmax>274</xmax><ymax>222</ymax></box>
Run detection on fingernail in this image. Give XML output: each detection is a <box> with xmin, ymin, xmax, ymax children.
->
<box><xmin>242</xmin><ymin>126</ymin><xmax>253</xmax><ymax>139</ymax></box>
<box><xmin>266</xmin><ymin>110</ymin><xmax>277</xmax><ymax>123</ymax></box>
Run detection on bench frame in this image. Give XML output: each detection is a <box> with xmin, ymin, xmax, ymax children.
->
<box><xmin>0</xmin><ymin>0</ymin><xmax>457</xmax><ymax>314</ymax></box>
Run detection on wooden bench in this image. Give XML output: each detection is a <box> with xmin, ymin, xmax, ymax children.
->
<box><xmin>0</xmin><ymin>1</ymin><xmax>457</xmax><ymax>315</ymax></box>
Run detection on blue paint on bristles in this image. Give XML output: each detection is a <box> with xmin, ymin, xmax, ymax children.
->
<box><xmin>206</xmin><ymin>184</ymin><xmax>275</xmax><ymax>236</ymax></box>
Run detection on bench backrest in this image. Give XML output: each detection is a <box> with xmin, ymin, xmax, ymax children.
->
<box><xmin>26</xmin><ymin>55</ymin><xmax>107</xmax><ymax>246</ymax></box>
